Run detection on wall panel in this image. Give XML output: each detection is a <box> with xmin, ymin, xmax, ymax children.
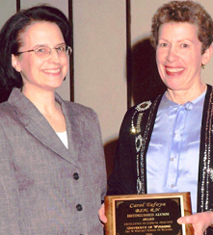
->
<box><xmin>0</xmin><ymin>0</ymin><xmax>16</xmax><ymax>29</ymax></box>
<box><xmin>0</xmin><ymin>0</ymin><xmax>16</xmax><ymax>102</ymax></box>
<box><xmin>73</xmin><ymin>1</ymin><xmax>127</xmax><ymax>145</ymax></box>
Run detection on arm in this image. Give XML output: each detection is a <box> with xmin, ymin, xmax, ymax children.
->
<box><xmin>107</xmin><ymin>108</ymin><xmax>138</xmax><ymax>195</ymax></box>
<box><xmin>0</xmin><ymin>126</ymin><xmax>21</xmax><ymax>234</ymax></box>
<box><xmin>177</xmin><ymin>211</ymin><xmax>213</xmax><ymax>235</ymax></box>
<box><xmin>93</xmin><ymin>110</ymin><xmax>107</xmax><ymax>201</ymax></box>
<box><xmin>99</xmin><ymin>109</ymin><xmax>137</xmax><ymax>224</ymax></box>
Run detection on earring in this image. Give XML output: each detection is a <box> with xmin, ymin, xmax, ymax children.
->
<box><xmin>201</xmin><ymin>64</ymin><xmax>205</xmax><ymax>69</ymax></box>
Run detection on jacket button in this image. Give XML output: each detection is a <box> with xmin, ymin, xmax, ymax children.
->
<box><xmin>76</xmin><ymin>204</ymin><xmax>83</xmax><ymax>211</ymax></box>
<box><xmin>73</xmin><ymin>172</ymin><xmax>79</xmax><ymax>180</ymax></box>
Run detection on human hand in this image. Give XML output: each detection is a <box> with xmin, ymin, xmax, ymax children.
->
<box><xmin>98</xmin><ymin>203</ymin><xmax>107</xmax><ymax>226</ymax></box>
<box><xmin>177</xmin><ymin>211</ymin><xmax>213</xmax><ymax>235</ymax></box>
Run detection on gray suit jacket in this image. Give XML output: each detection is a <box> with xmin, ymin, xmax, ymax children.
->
<box><xmin>0</xmin><ymin>88</ymin><xmax>107</xmax><ymax>234</ymax></box>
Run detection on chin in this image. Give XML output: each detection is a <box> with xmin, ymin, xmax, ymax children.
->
<box><xmin>165</xmin><ymin>82</ymin><xmax>183</xmax><ymax>91</ymax></box>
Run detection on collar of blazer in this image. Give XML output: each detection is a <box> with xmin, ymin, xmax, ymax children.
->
<box><xmin>7</xmin><ymin>88</ymin><xmax>82</xmax><ymax>168</ymax></box>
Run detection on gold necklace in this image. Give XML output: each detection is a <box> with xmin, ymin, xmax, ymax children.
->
<box><xmin>43</xmin><ymin>105</ymin><xmax>59</xmax><ymax>119</ymax></box>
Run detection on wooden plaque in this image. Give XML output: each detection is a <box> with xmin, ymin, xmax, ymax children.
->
<box><xmin>105</xmin><ymin>192</ymin><xmax>193</xmax><ymax>235</ymax></box>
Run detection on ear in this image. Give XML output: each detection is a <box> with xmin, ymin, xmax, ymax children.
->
<box><xmin>11</xmin><ymin>54</ymin><xmax>21</xmax><ymax>72</ymax></box>
<box><xmin>202</xmin><ymin>45</ymin><xmax>213</xmax><ymax>66</ymax></box>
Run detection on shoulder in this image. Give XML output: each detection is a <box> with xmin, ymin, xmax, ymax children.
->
<box><xmin>63</xmin><ymin>100</ymin><xmax>98</xmax><ymax>118</ymax></box>
<box><xmin>0</xmin><ymin>101</ymin><xmax>16</xmax><ymax>120</ymax></box>
<box><xmin>62</xmin><ymin>101</ymin><xmax>101</xmax><ymax>132</ymax></box>
<box><xmin>206</xmin><ymin>84</ymin><xmax>213</xmax><ymax>97</ymax></box>
<box><xmin>0</xmin><ymin>102</ymin><xmax>17</xmax><ymax>141</ymax></box>
<box><xmin>122</xmin><ymin>96</ymin><xmax>162</xmax><ymax>127</ymax></box>
<box><xmin>116</xmin><ymin>96</ymin><xmax>162</xmax><ymax>141</ymax></box>
<box><xmin>55</xmin><ymin>92</ymin><xmax>97</xmax><ymax>119</ymax></box>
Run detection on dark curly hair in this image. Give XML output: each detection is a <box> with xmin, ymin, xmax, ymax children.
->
<box><xmin>0</xmin><ymin>5</ymin><xmax>72</xmax><ymax>89</ymax></box>
<box><xmin>150</xmin><ymin>1</ymin><xmax>213</xmax><ymax>54</ymax></box>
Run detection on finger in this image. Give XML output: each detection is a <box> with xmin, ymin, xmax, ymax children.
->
<box><xmin>177</xmin><ymin>217</ymin><xmax>183</xmax><ymax>224</ymax></box>
<box><xmin>177</xmin><ymin>216</ymin><xmax>192</xmax><ymax>225</ymax></box>
<box><xmin>98</xmin><ymin>204</ymin><xmax>107</xmax><ymax>224</ymax></box>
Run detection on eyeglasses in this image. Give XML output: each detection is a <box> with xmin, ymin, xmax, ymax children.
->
<box><xmin>16</xmin><ymin>45</ymin><xmax>72</xmax><ymax>57</ymax></box>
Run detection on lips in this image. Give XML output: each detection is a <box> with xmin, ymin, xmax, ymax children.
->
<box><xmin>165</xmin><ymin>66</ymin><xmax>184</xmax><ymax>76</ymax></box>
<box><xmin>43</xmin><ymin>68</ymin><xmax>61</xmax><ymax>73</ymax></box>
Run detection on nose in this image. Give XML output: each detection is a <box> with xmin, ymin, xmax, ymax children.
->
<box><xmin>166</xmin><ymin>46</ymin><xmax>178</xmax><ymax>63</ymax></box>
<box><xmin>48</xmin><ymin>48</ymin><xmax>61</xmax><ymax>62</ymax></box>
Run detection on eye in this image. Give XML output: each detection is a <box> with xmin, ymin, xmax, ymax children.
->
<box><xmin>181</xmin><ymin>43</ymin><xmax>189</xmax><ymax>48</ymax></box>
<box><xmin>35</xmin><ymin>47</ymin><xmax>49</xmax><ymax>54</ymax></box>
<box><xmin>159</xmin><ymin>42</ymin><xmax>168</xmax><ymax>47</ymax></box>
<box><xmin>56</xmin><ymin>45</ymin><xmax>66</xmax><ymax>52</ymax></box>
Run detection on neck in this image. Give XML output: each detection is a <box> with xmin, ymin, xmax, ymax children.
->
<box><xmin>22</xmin><ymin>86</ymin><xmax>59</xmax><ymax>118</ymax></box>
<box><xmin>166</xmin><ymin>82</ymin><xmax>207</xmax><ymax>104</ymax></box>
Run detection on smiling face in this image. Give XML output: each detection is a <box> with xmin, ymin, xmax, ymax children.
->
<box><xmin>156</xmin><ymin>22</ymin><xmax>212</xmax><ymax>94</ymax></box>
<box><xmin>12</xmin><ymin>21</ymin><xmax>69</xmax><ymax>93</ymax></box>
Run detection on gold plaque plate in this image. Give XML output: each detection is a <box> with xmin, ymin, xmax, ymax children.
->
<box><xmin>105</xmin><ymin>192</ymin><xmax>193</xmax><ymax>235</ymax></box>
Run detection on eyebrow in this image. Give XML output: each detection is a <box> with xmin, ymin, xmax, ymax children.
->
<box><xmin>32</xmin><ymin>42</ymin><xmax>66</xmax><ymax>48</ymax></box>
<box><xmin>159</xmin><ymin>38</ymin><xmax>195</xmax><ymax>44</ymax></box>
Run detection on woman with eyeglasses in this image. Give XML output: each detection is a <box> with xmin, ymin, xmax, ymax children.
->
<box><xmin>0</xmin><ymin>5</ymin><xmax>106</xmax><ymax>234</ymax></box>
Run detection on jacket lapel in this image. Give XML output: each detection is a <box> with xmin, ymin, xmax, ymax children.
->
<box><xmin>8</xmin><ymin>88</ymin><xmax>80</xmax><ymax>168</ymax></box>
<box><xmin>197</xmin><ymin>85</ymin><xmax>213</xmax><ymax>212</ymax></box>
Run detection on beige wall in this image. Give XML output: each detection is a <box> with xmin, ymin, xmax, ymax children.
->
<box><xmin>0</xmin><ymin>0</ymin><xmax>16</xmax><ymax>29</ymax></box>
<box><xmin>72</xmin><ymin>1</ymin><xmax>127</xmax><ymax>145</ymax></box>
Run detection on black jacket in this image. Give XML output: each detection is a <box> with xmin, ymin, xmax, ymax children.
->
<box><xmin>108</xmin><ymin>85</ymin><xmax>213</xmax><ymax>234</ymax></box>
